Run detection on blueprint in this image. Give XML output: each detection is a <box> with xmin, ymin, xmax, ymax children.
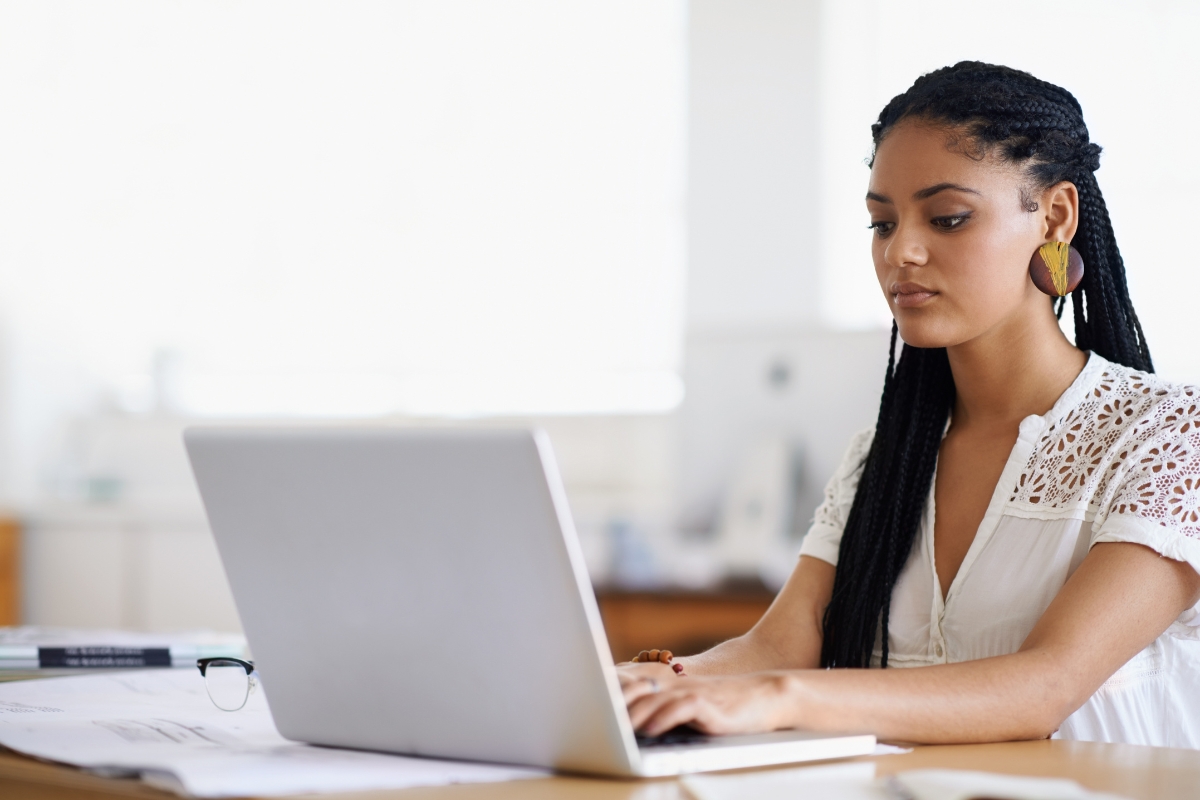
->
<box><xmin>0</xmin><ymin>669</ymin><xmax>545</xmax><ymax>797</ymax></box>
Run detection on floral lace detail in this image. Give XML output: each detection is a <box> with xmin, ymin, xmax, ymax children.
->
<box><xmin>1008</xmin><ymin>361</ymin><xmax>1200</xmax><ymax>539</ymax></box>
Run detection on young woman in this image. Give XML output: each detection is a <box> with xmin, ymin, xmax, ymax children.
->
<box><xmin>619</xmin><ymin>62</ymin><xmax>1200</xmax><ymax>748</ymax></box>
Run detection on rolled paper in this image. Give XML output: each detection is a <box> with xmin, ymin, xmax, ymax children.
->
<box><xmin>1029</xmin><ymin>242</ymin><xmax>1084</xmax><ymax>296</ymax></box>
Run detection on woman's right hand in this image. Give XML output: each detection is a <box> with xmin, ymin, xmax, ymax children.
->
<box><xmin>615</xmin><ymin>659</ymin><xmax>678</xmax><ymax>687</ymax></box>
<box><xmin>616</xmin><ymin>659</ymin><xmax>683</xmax><ymax>716</ymax></box>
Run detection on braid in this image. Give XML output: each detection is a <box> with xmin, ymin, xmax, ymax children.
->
<box><xmin>822</xmin><ymin>329</ymin><xmax>953</xmax><ymax>668</ymax></box>
<box><xmin>822</xmin><ymin>61</ymin><xmax>1152</xmax><ymax>669</ymax></box>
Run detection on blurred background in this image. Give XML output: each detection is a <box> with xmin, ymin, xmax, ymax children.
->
<box><xmin>0</xmin><ymin>1</ymin><xmax>1196</xmax><ymax>653</ymax></box>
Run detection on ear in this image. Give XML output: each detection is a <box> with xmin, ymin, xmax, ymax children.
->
<box><xmin>1041</xmin><ymin>181</ymin><xmax>1079</xmax><ymax>243</ymax></box>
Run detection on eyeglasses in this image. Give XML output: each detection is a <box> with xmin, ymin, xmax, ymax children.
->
<box><xmin>196</xmin><ymin>657</ymin><xmax>258</xmax><ymax>711</ymax></box>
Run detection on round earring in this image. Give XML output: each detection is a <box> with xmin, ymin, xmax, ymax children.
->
<box><xmin>1029</xmin><ymin>241</ymin><xmax>1084</xmax><ymax>297</ymax></box>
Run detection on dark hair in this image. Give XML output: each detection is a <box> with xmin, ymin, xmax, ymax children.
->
<box><xmin>819</xmin><ymin>61</ymin><xmax>1153</xmax><ymax>669</ymax></box>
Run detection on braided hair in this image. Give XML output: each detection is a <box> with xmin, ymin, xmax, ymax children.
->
<box><xmin>820</xmin><ymin>62</ymin><xmax>1153</xmax><ymax>669</ymax></box>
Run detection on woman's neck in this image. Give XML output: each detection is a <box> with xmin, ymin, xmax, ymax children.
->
<box><xmin>945</xmin><ymin>301</ymin><xmax>1088</xmax><ymax>429</ymax></box>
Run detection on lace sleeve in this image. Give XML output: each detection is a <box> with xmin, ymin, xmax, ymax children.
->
<box><xmin>798</xmin><ymin>427</ymin><xmax>874</xmax><ymax>566</ymax></box>
<box><xmin>1091</xmin><ymin>391</ymin><xmax>1200</xmax><ymax>579</ymax></box>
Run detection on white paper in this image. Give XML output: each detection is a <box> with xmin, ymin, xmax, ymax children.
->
<box><xmin>683</xmin><ymin>762</ymin><xmax>885</xmax><ymax>800</ymax></box>
<box><xmin>683</xmin><ymin>764</ymin><xmax>1134</xmax><ymax>800</ymax></box>
<box><xmin>887</xmin><ymin>769</ymin><xmax>1133</xmax><ymax>800</ymax></box>
<box><xmin>0</xmin><ymin>670</ymin><xmax>545</xmax><ymax>797</ymax></box>
<box><xmin>0</xmin><ymin>625</ymin><xmax>247</xmax><ymax>667</ymax></box>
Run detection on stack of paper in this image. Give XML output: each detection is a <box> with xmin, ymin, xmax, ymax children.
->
<box><xmin>0</xmin><ymin>669</ymin><xmax>545</xmax><ymax>796</ymax></box>
<box><xmin>0</xmin><ymin>627</ymin><xmax>246</xmax><ymax>675</ymax></box>
<box><xmin>682</xmin><ymin>763</ymin><xmax>1134</xmax><ymax>800</ymax></box>
<box><xmin>885</xmin><ymin>770</ymin><xmax>1134</xmax><ymax>800</ymax></box>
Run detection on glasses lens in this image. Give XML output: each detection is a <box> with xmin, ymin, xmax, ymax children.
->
<box><xmin>204</xmin><ymin>660</ymin><xmax>251</xmax><ymax>711</ymax></box>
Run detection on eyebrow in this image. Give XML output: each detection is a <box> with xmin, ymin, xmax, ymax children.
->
<box><xmin>865</xmin><ymin>182</ymin><xmax>982</xmax><ymax>204</ymax></box>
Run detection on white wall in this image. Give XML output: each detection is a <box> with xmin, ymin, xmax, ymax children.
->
<box><xmin>0</xmin><ymin>0</ymin><xmax>688</xmax><ymax>508</ymax></box>
<box><xmin>19</xmin><ymin>1</ymin><xmax>1198</xmax><ymax>630</ymax></box>
<box><xmin>680</xmin><ymin>0</ymin><xmax>887</xmax><ymax>547</ymax></box>
<box><xmin>687</xmin><ymin>0</ymin><xmax>822</xmax><ymax>331</ymax></box>
<box><xmin>23</xmin><ymin>412</ymin><xmax>680</xmax><ymax>630</ymax></box>
<box><xmin>1</xmin><ymin>0</ymin><xmax>691</xmax><ymax>630</ymax></box>
<box><xmin>818</xmin><ymin>0</ymin><xmax>1200</xmax><ymax>392</ymax></box>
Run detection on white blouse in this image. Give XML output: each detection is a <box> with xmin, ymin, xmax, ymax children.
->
<box><xmin>799</xmin><ymin>352</ymin><xmax>1200</xmax><ymax>748</ymax></box>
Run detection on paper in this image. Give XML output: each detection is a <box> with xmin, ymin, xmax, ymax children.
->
<box><xmin>887</xmin><ymin>769</ymin><xmax>1133</xmax><ymax>800</ymax></box>
<box><xmin>683</xmin><ymin>764</ymin><xmax>1133</xmax><ymax>800</ymax></box>
<box><xmin>0</xmin><ymin>670</ymin><xmax>545</xmax><ymax>797</ymax></box>
<box><xmin>683</xmin><ymin>762</ymin><xmax>885</xmax><ymax>800</ymax></box>
<box><xmin>0</xmin><ymin>626</ymin><xmax>247</xmax><ymax>670</ymax></box>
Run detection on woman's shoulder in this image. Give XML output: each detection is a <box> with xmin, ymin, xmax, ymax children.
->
<box><xmin>1080</xmin><ymin>356</ymin><xmax>1200</xmax><ymax>443</ymax></box>
<box><xmin>821</xmin><ymin>426</ymin><xmax>876</xmax><ymax>506</ymax></box>
<box><xmin>1012</xmin><ymin>353</ymin><xmax>1200</xmax><ymax>527</ymax></box>
<box><xmin>1031</xmin><ymin>354</ymin><xmax>1200</xmax><ymax>462</ymax></box>
<box><xmin>801</xmin><ymin>427</ymin><xmax>877</xmax><ymax>565</ymax></box>
<box><xmin>842</xmin><ymin>426</ymin><xmax>876</xmax><ymax>464</ymax></box>
<box><xmin>1094</xmin><ymin>355</ymin><xmax>1196</xmax><ymax>394</ymax></box>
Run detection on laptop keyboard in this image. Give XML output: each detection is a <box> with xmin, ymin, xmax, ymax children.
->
<box><xmin>636</xmin><ymin>725</ymin><xmax>711</xmax><ymax>748</ymax></box>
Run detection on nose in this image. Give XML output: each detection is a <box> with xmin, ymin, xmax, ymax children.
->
<box><xmin>883</xmin><ymin>222</ymin><xmax>928</xmax><ymax>269</ymax></box>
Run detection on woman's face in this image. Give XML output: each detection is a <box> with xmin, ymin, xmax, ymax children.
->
<box><xmin>867</xmin><ymin>120</ymin><xmax>1072</xmax><ymax>349</ymax></box>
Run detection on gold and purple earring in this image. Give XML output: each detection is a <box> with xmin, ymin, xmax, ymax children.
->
<box><xmin>1028</xmin><ymin>241</ymin><xmax>1084</xmax><ymax>297</ymax></box>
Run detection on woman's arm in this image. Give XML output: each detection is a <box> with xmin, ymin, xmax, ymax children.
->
<box><xmin>626</xmin><ymin>542</ymin><xmax>1200</xmax><ymax>742</ymax></box>
<box><xmin>681</xmin><ymin>555</ymin><xmax>835</xmax><ymax>674</ymax></box>
<box><xmin>615</xmin><ymin>556</ymin><xmax>834</xmax><ymax>686</ymax></box>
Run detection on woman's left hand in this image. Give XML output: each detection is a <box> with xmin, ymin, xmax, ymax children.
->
<box><xmin>624</xmin><ymin>672</ymin><xmax>795</xmax><ymax>737</ymax></box>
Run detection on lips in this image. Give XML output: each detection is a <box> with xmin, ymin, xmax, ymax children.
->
<box><xmin>890</xmin><ymin>281</ymin><xmax>937</xmax><ymax>308</ymax></box>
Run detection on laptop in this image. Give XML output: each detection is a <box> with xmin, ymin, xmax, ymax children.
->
<box><xmin>184</xmin><ymin>426</ymin><xmax>875</xmax><ymax>776</ymax></box>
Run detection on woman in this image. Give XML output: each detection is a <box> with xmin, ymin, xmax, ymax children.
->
<box><xmin>620</xmin><ymin>62</ymin><xmax>1200</xmax><ymax>748</ymax></box>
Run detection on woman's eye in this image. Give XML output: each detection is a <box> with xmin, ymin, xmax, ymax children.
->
<box><xmin>931</xmin><ymin>214</ymin><xmax>970</xmax><ymax>230</ymax></box>
<box><xmin>867</xmin><ymin>221</ymin><xmax>895</xmax><ymax>237</ymax></box>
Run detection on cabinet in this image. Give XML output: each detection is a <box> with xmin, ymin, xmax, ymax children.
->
<box><xmin>22</xmin><ymin>506</ymin><xmax>241</xmax><ymax>632</ymax></box>
<box><xmin>595</xmin><ymin>586</ymin><xmax>775</xmax><ymax>662</ymax></box>
<box><xmin>0</xmin><ymin>518</ymin><xmax>18</xmax><ymax>625</ymax></box>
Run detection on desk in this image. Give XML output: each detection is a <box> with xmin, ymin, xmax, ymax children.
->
<box><xmin>3</xmin><ymin>740</ymin><xmax>1198</xmax><ymax>800</ymax></box>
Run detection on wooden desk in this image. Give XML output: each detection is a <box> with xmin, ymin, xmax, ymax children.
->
<box><xmin>3</xmin><ymin>739</ymin><xmax>1197</xmax><ymax>799</ymax></box>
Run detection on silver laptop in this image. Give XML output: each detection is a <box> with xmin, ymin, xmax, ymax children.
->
<box><xmin>184</xmin><ymin>426</ymin><xmax>875</xmax><ymax>776</ymax></box>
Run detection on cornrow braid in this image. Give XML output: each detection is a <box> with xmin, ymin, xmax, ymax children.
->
<box><xmin>821</xmin><ymin>61</ymin><xmax>1152</xmax><ymax>669</ymax></box>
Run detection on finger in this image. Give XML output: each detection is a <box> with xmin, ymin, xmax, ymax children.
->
<box><xmin>622</xmin><ymin>676</ymin><xmax>666</xmax><ymax>705</ymax></box>
<box><xmin>619</xmin><ymin>671</ymin><xmax>648</xmax><ymax>690</ymax></box>
<box><xmin>615</xmin><ymin>663</ymin><xmax>662</xmax><ymax>687</ymax></box>
<box><xmin>622</xmin><ymin>682</ymin><xmax>650</xmax><ymax>706</ymax></box>
<box><xmin>640</xmin><ymin>695</ymin><xmax>705</xmax><ymax>737</ymax></box>
<box><xmin>618</xmin><ymin>660</ymin><xmax>671</xmax><ymax>677</ymax></box>
<box><xmin>626</xmin><ymin>688</ymin><xmax>678</xmax><ymax>729</ymax></box>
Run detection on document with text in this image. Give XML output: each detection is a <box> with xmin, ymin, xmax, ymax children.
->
<box><xmin>0</xmin><ymin>669</ymin><xmax>545</xmax><ymax>797</ymax></box>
